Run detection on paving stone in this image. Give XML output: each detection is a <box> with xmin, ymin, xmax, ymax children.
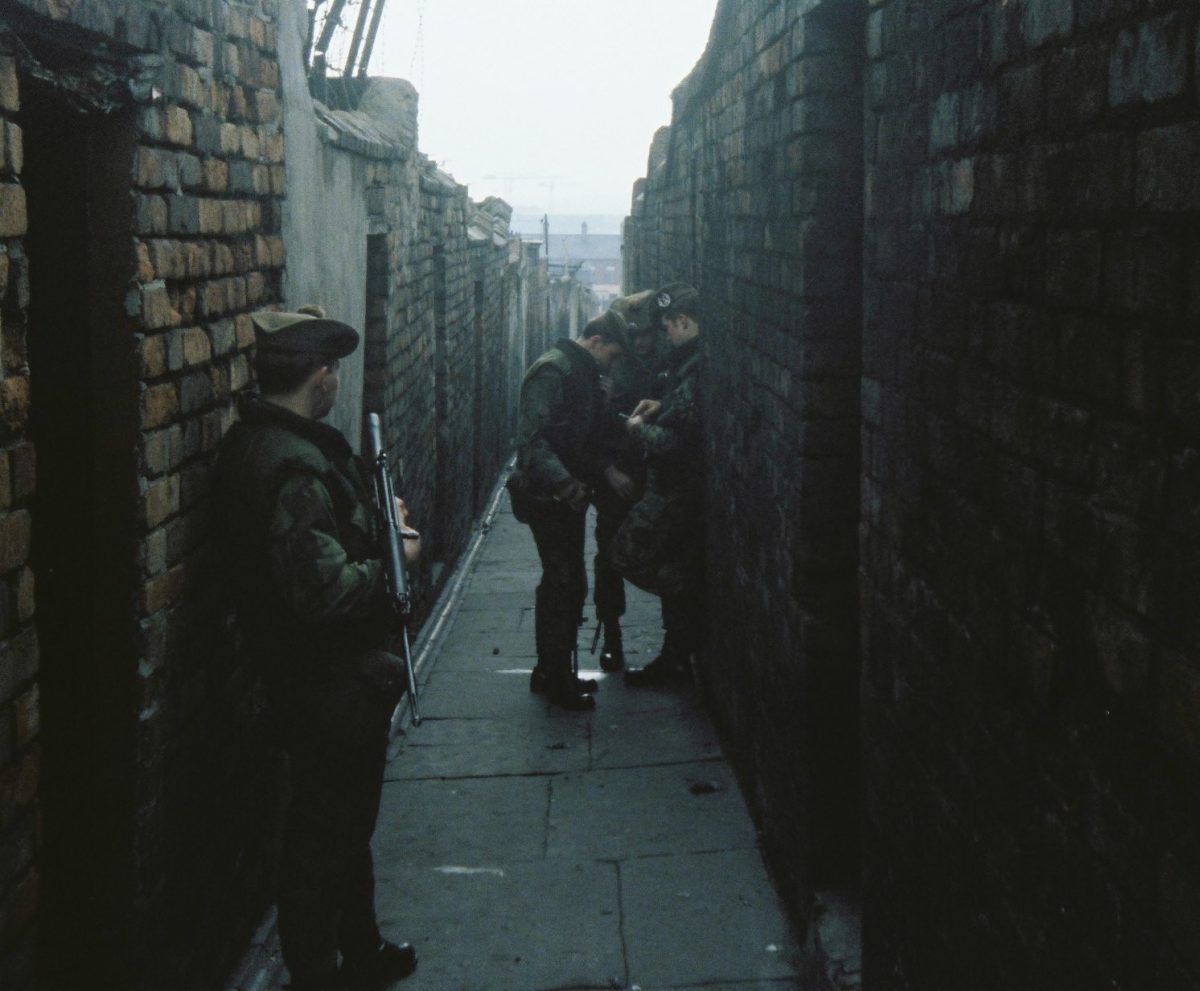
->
<box><xmin>372</xmin><ymin>860</ymin><xmax>625</xmax><ymax>991</ymax></box>
<box><xmin>548</xmin><ymin>761</ymin><xmax>759</xmax><ymax>861</ymax></box>
<box><xmin>621</xmin><ymin>849</ymin><xmax>800</xmax><ymax>988</ymax></box>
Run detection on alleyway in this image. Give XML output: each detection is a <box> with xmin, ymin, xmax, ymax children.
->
<box><xmin>229</xmin><ymin>483</ymin><xmax>806</xmax><ymax>991</ymax></box>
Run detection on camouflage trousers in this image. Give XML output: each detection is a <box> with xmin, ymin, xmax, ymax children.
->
<box><xmin>610</xmin><ymin>488</ymin><xmax>701</xmax><ymax>599</ymax></box>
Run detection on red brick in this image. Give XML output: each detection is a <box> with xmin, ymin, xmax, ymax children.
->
<box><xmin>141</xmin><ymin>382</ymin><xmax>178</xmax><ymax>430</ymax></box>
<box><xmin>0</xmin><ymin>183</ymin><xmax>27</xmax><ymax>237</ymax></box>
<box><xmin>9</xmin><ymin>444</ymin><xmax>33</xmax><ymax>503</ymax></box>
<box><xmin>0</xmin><ymin>509</ymin><xmax>31</xmax><ymax>574</ymax></box>
<box><xmin>165</xmin><ymin>106</ymin><xmax>193</xmax><ymax>147</ymax></box>
<box><xmin>140</xmin><ymin>334</ymin><xmax>167</xmax><ymax>379</ymax></box>
<box><xmin>180</xmin><ymin>327</ymin><xmax>211</xmax><ymax>366</ymax></box>
<box><xmin>6</xmin><ymin>121</ymin><xmax>23</xmax><ymax>173</ymax></box>
<box><xmin>16</xmin><ymin>567</ymin><xmax>33</xmax><ymax>622</ymax></box>
<box><xmin>141</xmin><ymin>281</ymin><xmax>179</xmax><ymax>330</ymax></box>
<box><xmin>135</xmin><ymin>242</ymin><xmax>154</xmax><ymax>283</ymax></box>
<box><xmin>0</xmin><ymin>57</ymin><xmax>17</xmax><ymax>113</ymax></box>
<box><xmin>139</xmin><ymin>563</ymin><xmax>184</xmax><ymax>615</ymax></box>
<box><xmin>204</xmin><ymin>158</ymin><xmax>229</xmax><ymax>193</ymax></box>
<box><xmin>0</xmin><ymin>376</ymin><xmax>29</xmax><ymax>434</ymax></box>
<box><xmin>142</xmin><ymin>475</ymin><xmax>179</xmax><ymax>530</ymax></box>
<box><xmin>235</xmin><ymin>314</ymin><xmax>255</xmax><ymax>348</ymax></box>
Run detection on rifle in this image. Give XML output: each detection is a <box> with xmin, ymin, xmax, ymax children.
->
<box><xmin>367</xmin><ymin>412</ymin><xmax>421</xmax><ymax>727</ymax></box>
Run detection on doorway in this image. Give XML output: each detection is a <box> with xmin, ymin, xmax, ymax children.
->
<box><xmin>20</xmin><ymin>75</ymin><xmax>139</xmax><ymax>989</ymax></box>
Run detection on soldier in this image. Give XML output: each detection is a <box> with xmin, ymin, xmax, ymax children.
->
<box><xmin>507</xmin><ymin>310</ymin><xmax>632</xmax><ymax>710</ymax></box>
<box><xmin>612</xmin><ymin>284</ymin><xmax>705</xmax><ymax>686</ymax></box>
<box><xmin>590</xmin><ymin>290</ymin><xmax>670</xmax><ymax>670</ymax></box>
<box><xmin>213</xmin><ymin>307</ymin><xmax>419</xmax><ymax>991</ymax></box>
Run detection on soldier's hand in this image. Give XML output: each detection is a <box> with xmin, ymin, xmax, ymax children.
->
<box><xmin>630</xmin><ymin>398</ymin><xmax>661</xmax><ymax>420</ymax></box>
<box><xmin>395</xmin><ymin>497</ymin><xmax>421</xmax><ymax>563</ymax></box>
<box><xmin>604</xmin><ymin>465</ymin><xmax>636</xmax><ymax>501</ymax></box>
<box><xmin>555</xmin><ymin>478</ymin><xmax>590</xmax><ymax>511</ymax></box>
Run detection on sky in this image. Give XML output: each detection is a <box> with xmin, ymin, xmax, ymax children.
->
<box><xmin>364</xmin><ymin>0</ymin><xmax>720</xmax><ymax>224</ymax></box>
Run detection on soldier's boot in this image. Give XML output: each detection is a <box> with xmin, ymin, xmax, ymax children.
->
<box><xmin>599</xmin><ymin>620</ymin><xmax>625</xmax><ymax>672</ymax></box>
<box><xmin>341</xmin><ymin>940</ymin><xmax>417</xmax><ymax>990</ymax></box>
<box><xmin>624</xmin><ymin>629</ymin><xmax>690</xmax><ymax>687</ymax></box>
<box><xmin>543</xmin><ymin>650</ymin><xmax>596</xmax><ymax>711</ymax></box>
<box><xmin>531</xmin><ymin>661</ymin><xmax>597</xmax><ymax>695</ymax></box>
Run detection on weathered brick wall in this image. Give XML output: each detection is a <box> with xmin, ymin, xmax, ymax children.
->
<box><xmin>630</xmin><ymin>0</ymin><xmax>1200</xmax><ymax>986</ymax></box>
<box><xmin>1</xmin><ymin>1</ymin><xmax>287</xmax><ymax>987</ymax></box>
<box><xmin>624</xmin><ymin>0</ymin><xmax>866</xmax><ymax>929</ymax></box>
<box><xmin>860</xmin><ymin>1</ymin><xmax>1200</xmax><ymax>986</ymax></box>
<box><xmin>420</xmin><ymin>164</ymin><xmax>477</xmax><ymax>569</ymax></box>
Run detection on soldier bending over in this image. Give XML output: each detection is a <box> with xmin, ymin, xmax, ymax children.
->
<box><xmin>507</xmin><ymin>311</ymin><xmax>632</xmax><ymax>710</ymax></box>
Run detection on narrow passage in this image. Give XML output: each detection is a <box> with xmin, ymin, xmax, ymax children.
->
<box><xmin>234</xmin><ymin>488</ymin><xmax>800</xmax><ymax>991</ymax></box>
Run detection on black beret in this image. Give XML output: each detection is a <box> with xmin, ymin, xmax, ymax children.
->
<box><xmin>251</xmin><ymin>310</ymin><xmax>360</xmax><ymax>358</ymax></box>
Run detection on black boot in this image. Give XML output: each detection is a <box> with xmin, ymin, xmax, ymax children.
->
<box><xmin>532</xmin><ymin>666</ymin><xmax>596</xmax><ymax>694</ymax></box>
<box><xmin>341</xmin><ymin>940</ymin><xmax>417</xmax><ymax>990</ymax></box>
<box><xmin>624</xmin><ymin>633</ymin><xmax>690</xmax><ymax>687</ymax></box>
<box><xmin>599</xmin><ymin>622</ymin><xmax>624</xmax><ymax>672</ymax></box>
<box><xmin>547</xmin><ymin>665</ymin><xmax>596</xmax><ymax>710</ymax></box>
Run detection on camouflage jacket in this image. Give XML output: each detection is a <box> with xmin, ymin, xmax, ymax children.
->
<box><xmin>213</xmin><ymin>396</ymin><xmax>390</xmax><ymax>679</ymax></box>
<box><xmin>629</xmin><ymin>337</ymin><xmax>703</xmax><ymax>498</ymax></box>
<box><xmin>601</xmin><ymin>349</ymin><xmax>658</xmax><ymax>479</ymax></box>
<box><xmin>510</xmin><ymin>339</ymin><xmax>610</xmax><ymax>498</ymax></box>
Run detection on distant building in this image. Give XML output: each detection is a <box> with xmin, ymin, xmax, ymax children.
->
<box><xmin>545</xmin><ymin>226</ymin><xmax>622</xmax><ymax>306</ymax></box>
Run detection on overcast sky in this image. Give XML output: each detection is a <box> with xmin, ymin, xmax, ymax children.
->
<box><xmin>367</xmin><ymin>0</ymin><xmax>720</xmax><ymax>220</ymax></box>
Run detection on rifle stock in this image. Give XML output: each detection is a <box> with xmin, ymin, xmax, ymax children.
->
<box><xmin>367</xmin><ymin>412</ymin><xmax>421</xmax><ymax>728</ymax></box>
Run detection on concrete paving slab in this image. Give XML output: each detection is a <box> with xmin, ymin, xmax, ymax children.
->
<box><xmin>373</xmin><ymin>859</ymin><xmax>626</xmax><ymax>991</ymax></box>
<box><xmin>547</xmin><ymin>762</ymin><xmax>759</xmax><ymax>861</ymax></box>
<box><xmin>621</xmin><ymin>848</ymin><xmax>800</xmax><ymax>988</ymax></box>
<box><xmin>388</xmin><ymin>716</ymin><xmax>591</xmax><ymax>779</ymax></box>
<box><xmin>375</xmin><ymin>775</ymin><xmax>550</xmax><ymax>867</ymax></box>
<box><xmin>423</xmin><ymin>632</ymin><xmax>538</xmax><ymax>664</ymax></box>
<box><xmin>416</xmin><ymin>669</ymin><xmax>562</xmax><ymax>719</ymax></box>
<box><xmin>589</xmin><ymin>701</ymin><xmax>724</xmax><ymax>768</ymax></box>
<box><xmin>456</xmin><ymin>590</ymin><xmax>534</xmax><ymax>612</ymax></box>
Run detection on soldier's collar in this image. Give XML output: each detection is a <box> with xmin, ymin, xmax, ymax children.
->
<box><xmin>237</xmin><ymin>394</ymin><xmax>353</xmax><ymax>459</ymax></box>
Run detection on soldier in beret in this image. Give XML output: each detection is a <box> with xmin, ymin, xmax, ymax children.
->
<box><xmin>213</xmin><ymin>306</ymin><xmax>419</xmax><ymax>991</ymax></box>
<box><xmin>612</xmin><ymin>284</ymin><xmax>706</xmax><ymax>686</ymax></box>
<box><xmin>590</xmin><ymin>290</ymin><xmax>672</xmax><ymax>671</ymax></box>
<box><xmin>506</xmin><ymin>310</ymin><xmax>633</xmax><ymax>710</ymax></box>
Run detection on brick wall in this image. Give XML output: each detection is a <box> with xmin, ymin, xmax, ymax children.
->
<box><xmin>625</xmin><ymin>0</ymin><xmax>866</xmax><ymax>930</ymax></box>
<box><xmin>860</xmin><ymin>1</ymin><xmax>1200</xmax><ymax>985</ymax></box>
<box><xmin>628</xmin><ymin>0</ymin><xmax>1200</xmax><ymax>986</ymax></box>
